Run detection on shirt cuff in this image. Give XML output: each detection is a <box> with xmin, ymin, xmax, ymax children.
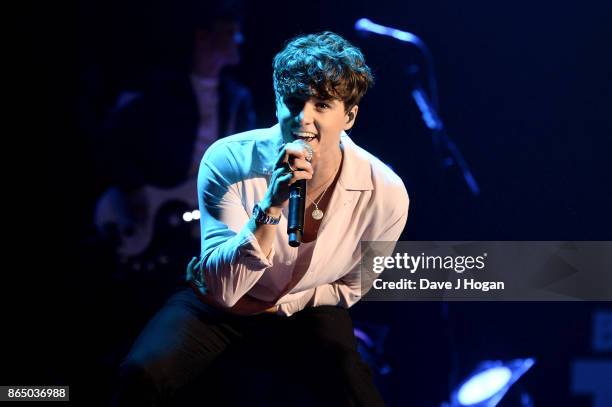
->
<box><xmin>309</xmin><ymin>283</ymin><xmax>361</xmax><ymax>308</ymax></box>
<box><xmin>276</xmin><ymin>289</ymin><xmax>316</xmax><ymax>316</ymax></box>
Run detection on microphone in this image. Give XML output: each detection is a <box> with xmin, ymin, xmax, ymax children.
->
<box><xmin>287</xmin><ymin>180</ymin><xmax>306</xmax><ymax>247</ymax></box>
<box><xmin>287</xmin><ymin>141</ymin><xmax>313</xmax><ymax>247</ymax></box>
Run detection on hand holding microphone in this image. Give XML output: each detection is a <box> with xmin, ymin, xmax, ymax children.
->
<box><xmin>259</xmin><ymin>140</ymin><xmax>313</xmax><ymax>234</ymax></box>
<box><xmin>284</xmin><ymin>140</ymin><xmax>313</xmax><ymax>246</ymax></box>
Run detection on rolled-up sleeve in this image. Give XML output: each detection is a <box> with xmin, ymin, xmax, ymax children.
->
<box><xmin>192</xmin><ymin>143</ymin><xmax>274</xmax><ymax>308</ymax></box>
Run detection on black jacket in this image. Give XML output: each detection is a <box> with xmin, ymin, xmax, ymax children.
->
<box><xmin>99</xmin><ymin>71</ymin><xmax>256</xmax><ymax>190</ymax></box>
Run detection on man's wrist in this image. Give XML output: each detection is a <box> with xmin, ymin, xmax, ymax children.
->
<box><xmin>253</xmin><ymin>201</ymin><xmax>281</xmax><ymax>225</ymax></box>
<box><xmin>259</xmin><ymin>199</ymin><xmax>282</xmax><ymax>218</ymax></box>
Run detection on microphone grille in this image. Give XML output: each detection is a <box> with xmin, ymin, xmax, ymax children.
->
<box><xmin>299</xmin><ymin>140</ymin><xmax>314</xmax><ymax>162</ymax></box>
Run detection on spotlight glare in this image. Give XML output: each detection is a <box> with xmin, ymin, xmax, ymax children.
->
<box><xmin>182</xmin><ymin>212</ymin><xmax>193</xmax><ymax>222</ymax></box>
<box><xmin>457</xmin><ymin>366</ymin><xmax>512</xmax><ymax>405</ymax></box>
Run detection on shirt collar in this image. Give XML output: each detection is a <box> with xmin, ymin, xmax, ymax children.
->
<box><xmin>338</xmin><ymin>134</ymin><xmax>374</xmax><ymax>191</ymax></box>
<box><xmin>254</xmin><ymin>124</ymin><xmax>373</xmax><ymax>191</ymax></box>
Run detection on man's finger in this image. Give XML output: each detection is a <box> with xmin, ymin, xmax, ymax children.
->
<box><xmin>289</xmin><ymin>158</ymin><xmax>313</xmax><ymax>173</ymax></box>
<box><xmin>284</xmin><ymin>141</ymin><xmax>308</xmax><ymax>160</ymax></box>
<box><xmin>274</xmin><ymin>144</ymin><xmax>288</xmax><ymax>168</ymax></box>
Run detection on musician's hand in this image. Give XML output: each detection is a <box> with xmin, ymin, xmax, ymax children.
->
<box><xmin>263</xmin><ymin>141</ymin><xmax>313</xmax><ymax>209</ymax></box>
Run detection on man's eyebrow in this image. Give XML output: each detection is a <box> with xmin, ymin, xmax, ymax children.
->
<box><xmin>312</xmin><ymin>97</ymin><xmax>338</xmax><ymax>105</ymax></box>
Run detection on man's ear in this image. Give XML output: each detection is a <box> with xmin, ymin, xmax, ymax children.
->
<box><xmin>345</xmin><ymin>105</ymin><xmax>359</xmax><ymax>130</ymax></box>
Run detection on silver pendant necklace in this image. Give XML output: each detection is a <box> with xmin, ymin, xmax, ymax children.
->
<box><xmin>307</xmin><ymin>165</ymin><xmax>339</xmax><ymax>221</ymax></box>
<box><xmin>306</xmin><ymin>161</ymin><xmax>342</xmax><ymax>220</ymax></box>
<box><xmin>308</xmin><ymin>188</ymin><xmax>328</xmax><ymax>220</ymax></box>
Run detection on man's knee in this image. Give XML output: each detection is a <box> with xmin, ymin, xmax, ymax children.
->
<box><xmin>119</xmin><ymin>352</ymin><xmax>186</xmax><ymax>391</ymax></box>
<box><xmin>113</xmin><ymin>357</ymin><xmax>161</xmax><ymax>406</ymax></box>
<box><xmin>119</xmin><ymin>356</ymin><xmax>155</xmax><ymax>384</ymax></box>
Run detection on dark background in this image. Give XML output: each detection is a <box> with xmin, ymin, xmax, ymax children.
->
<box><xmin>12</xmin><ymin>0</ymin><xmax>612</xmax><ymax>405</ymax></box>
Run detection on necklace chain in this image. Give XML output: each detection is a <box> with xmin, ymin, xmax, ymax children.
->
<box><xmin>306</xmin><ymin>162</ymin><xmax>340</xmax><ymax>220</ymax></box>
<box><xmin>307</xmin><ymin>184</ymin><xmax>331</xmax><ymax>208</ymax></box>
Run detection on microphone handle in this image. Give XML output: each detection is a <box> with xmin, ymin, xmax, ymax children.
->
<box><xmin>287</xmin><ymin>179</ymin><xmax>306</xmax><ymax>247</ymax></box>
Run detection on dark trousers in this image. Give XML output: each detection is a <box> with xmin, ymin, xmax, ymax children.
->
<box><xmin>112</xmin><ymin>288</ymin><xmax>385</xmax><ymax>406</ymax></box>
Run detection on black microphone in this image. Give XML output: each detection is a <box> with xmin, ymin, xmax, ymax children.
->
<box><xmin>287</xmin><ymin>141</ymin><xmax>313</xmax><ymax>247</ymax></box>
<box><xmin>287</xmin><ymin>179</ymin><xmax>306</xmax><ymax>247</ymax></box>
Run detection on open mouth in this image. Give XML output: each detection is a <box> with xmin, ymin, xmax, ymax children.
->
<box><xmin>292</xmin><ymin>131</ymin><xmax>318</xmax><ymax>142</ymax></box>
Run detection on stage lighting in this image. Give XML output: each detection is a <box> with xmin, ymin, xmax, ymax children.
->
<box><xmin>450</xmin><ymin>358</ymin><xmax>535</xmax><ymax>407</ymax></box>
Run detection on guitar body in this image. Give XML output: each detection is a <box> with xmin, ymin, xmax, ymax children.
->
<box><xmin>94</xmin><ymin>179</ymin><xmax>200</xmax><ymax>275</ymax></box>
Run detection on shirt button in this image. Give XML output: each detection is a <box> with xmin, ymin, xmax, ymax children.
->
<box><xmin>285</xmin><ymin>260</ymin><xmax>292</xmax><ymax>266</ymax></box>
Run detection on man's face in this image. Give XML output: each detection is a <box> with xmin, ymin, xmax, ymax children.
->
<box><xmin>276</xmin><ymin>94</ymin><xmax>357</xmax><ymax>158</ymax></box>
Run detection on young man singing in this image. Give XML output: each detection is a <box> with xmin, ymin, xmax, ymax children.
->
<box><xmin>114</xmin><ymin>31</ymin><xmax>409</xmax><ymax>406</ymax></box>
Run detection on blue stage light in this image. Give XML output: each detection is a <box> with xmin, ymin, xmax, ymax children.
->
<box><xmin>451</xmin><ymin>358</ymin><xmax>535</xmax><ymax>407</ymax></box>
<box><xmin>457</xmin><ymin>366</ymin><xmax>512</xmax><ymax>405</ymax></box>
<box><xmin>355</xmin><ymin>18</ymin><xmax>423</xmax><ymax>46</ymax></box>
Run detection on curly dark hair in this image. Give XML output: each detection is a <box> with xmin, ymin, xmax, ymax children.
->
<box><xmin>273</xmin><ymin>31</ymin><xmax>374</xmax><ymax>112</ymax></box>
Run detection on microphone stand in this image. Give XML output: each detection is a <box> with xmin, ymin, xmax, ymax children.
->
<box><xmin>355</xmin><ymin>18</ymin><xmax>480</xmax><ymax>197</ymax></box>
<box><xmin>409</xmin><ymin>71</ymin><xmax>480</xmax><ymax>197</ymax></box>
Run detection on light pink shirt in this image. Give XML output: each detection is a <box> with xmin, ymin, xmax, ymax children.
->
<box><xmin>194</xmin><ymin>125</ymin><xmax>409</xmax><ymax>316</ymax></box>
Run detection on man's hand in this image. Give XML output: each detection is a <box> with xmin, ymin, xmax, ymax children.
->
<box><xmin>264</xmin><ymin>141</ymin><xmax>313</xmax><ymax>209</ymax></box>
